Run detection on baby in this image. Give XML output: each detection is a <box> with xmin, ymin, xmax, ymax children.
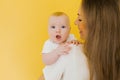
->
<box><xmin>42</xmin><ymin>12</ymin><xmax>89</xmax><ymax>80</ymax></box>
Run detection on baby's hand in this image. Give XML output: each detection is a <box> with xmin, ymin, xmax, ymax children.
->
<box><xmin>55</xmin><ymin>43</ymin><xmax>71</xmax><ymax>56</ymax></box>
<box><xmin>67</xmin><ymin>40</ymin><xmax>80</xmax><ymax>46</ymax></box>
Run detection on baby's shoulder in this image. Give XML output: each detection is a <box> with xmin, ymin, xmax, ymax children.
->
<box><xmin>44</xmin><ymin>39</ymin><xmax>52</xmax><ymax>44</ymax></box>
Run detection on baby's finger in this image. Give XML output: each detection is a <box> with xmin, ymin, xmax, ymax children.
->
<box><xmin>63</xmin><ymin>51</ymin><xmax>69</xmax><ymax>55</ymax></box>
<box><xmin>66</xmin><ymin>41</ymin><xmax>71</xmax><ymax>44</ymax></box>
<box><xmin>64</xmin><ymin>46</ymin><xmax>71</xmax><ymax>52</ymax></box>
<box><xmin>63</xmin><ymin>43</ymin><xmax>70</xmax><ymax>47</ymax></box>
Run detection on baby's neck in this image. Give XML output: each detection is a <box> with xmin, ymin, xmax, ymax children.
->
<box><xmin>60</xmin><ymin>40</ymin><xmax>67</xmax><ymax>44</ymax></box>
<box><xmin>50</xmin><ymin>40</ymin><xmax>67</xmax><ymax>44</ymax></box>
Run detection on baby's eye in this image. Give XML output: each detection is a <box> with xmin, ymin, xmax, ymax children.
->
<box><xmin>51</xmin><ymin>26</ymin><xmax>55</xmax><ymax>29</ymax></box>
<box><xmin>61</xmin><ymin>26</ymin><xmax>66</xmax><ymax>28</ymax></box>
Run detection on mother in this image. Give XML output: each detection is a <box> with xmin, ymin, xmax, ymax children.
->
<box><xmin>75</xmin><ymin>0</ymin><xmax>120</xmax><ymax>80</ymax></box>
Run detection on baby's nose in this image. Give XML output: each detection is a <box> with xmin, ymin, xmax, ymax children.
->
<box><xmin>56</xmin><ymin>29</ymin><xmax>61</xmax><ymax>33</ymax></box>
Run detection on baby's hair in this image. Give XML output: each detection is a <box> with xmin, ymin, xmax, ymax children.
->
<box><xmin>51</xmin><ymin>12</ymin><xmax>68</xmax><ymax>17</ymax></box>
<box><xmin>49</xmin><ymin>12</ymin><xmax>70</xmax><ymax>27</ymax></box>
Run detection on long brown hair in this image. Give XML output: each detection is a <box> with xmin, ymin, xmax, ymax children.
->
<box><xmin>82</xmin><ymin>0</ymin><xmax>120</xmax><ymax>80</ymax></box>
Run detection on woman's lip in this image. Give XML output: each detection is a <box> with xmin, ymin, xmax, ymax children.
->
<box><xmin>79</xmin><ymin>31</ymin><xmax>84</xmax><ymax>36</ymax></box>
<box><xmin>79</xmin><ymin>31</ymin><xmax>83</xmax><ymax>34</ymax></box>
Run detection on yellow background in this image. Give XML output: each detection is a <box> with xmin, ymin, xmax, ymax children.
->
<box><xmin>0</xmin><ymin>0</ymin><xmax>81</xmax><ymax>80</ymax></box>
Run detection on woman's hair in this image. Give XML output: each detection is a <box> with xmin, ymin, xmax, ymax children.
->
<box><xmin>82</xmin><ymin>0</ymin><xmax>120</xmax><ymax>80</ymax></box>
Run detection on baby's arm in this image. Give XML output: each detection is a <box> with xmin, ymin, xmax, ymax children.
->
<box><xmin>42</xmin><ymin>43</ymin><xmax>71</xmax><ymax>65</ymax></box>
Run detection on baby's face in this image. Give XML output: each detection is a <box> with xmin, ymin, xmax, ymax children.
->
<box><xmin>48</xmin><ymin>15</ymin><xmax>70</xmax><ymax>44</ymax></box>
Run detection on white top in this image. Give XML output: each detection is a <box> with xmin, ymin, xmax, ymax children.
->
<box><xmin>42</xmin><ymin>34</ymin><xmax>76</xmax><ymax>53</ymax></box>
<box><xmin>42</xmin><ymin>34</ymin><xmax>90</xmax><ymax>80</ymax></box>
<box><xmin>42</xmin><ymin>44</ymin><xmax>90</xmax><ymax>80</ymax></box>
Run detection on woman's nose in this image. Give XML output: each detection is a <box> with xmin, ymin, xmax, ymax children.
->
<box><xmin>74</xmin><ymin>19</ymin><xmax>78</xmax><ymax>25</ymax></box>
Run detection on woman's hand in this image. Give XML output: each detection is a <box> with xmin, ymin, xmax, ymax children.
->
<box><xmin>67</xmin><ymin>40</ymin><xmax>81</xmax><ymax>46</ymax></box>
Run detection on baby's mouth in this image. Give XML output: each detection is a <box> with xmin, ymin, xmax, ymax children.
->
<box><xmin>56</xmin><ymin>35</ymin><xmax>61</xmax><ymax>39</ymax></box>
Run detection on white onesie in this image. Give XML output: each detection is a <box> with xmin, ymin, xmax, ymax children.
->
<box><xmin>42</xmin><ymin>34</ymin><xmax>90</xmax><ymax>80</ymax></box>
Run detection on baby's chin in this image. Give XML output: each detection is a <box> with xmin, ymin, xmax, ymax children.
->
<box><xmin>51</xmin><ymin>39</ymin><xmax>65</xmax><ymax>44</ymax></box>
<box><xmin>53</xmin><ymin>41</ymin><xmax>63</xmax><ymax>44</ymax></box>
